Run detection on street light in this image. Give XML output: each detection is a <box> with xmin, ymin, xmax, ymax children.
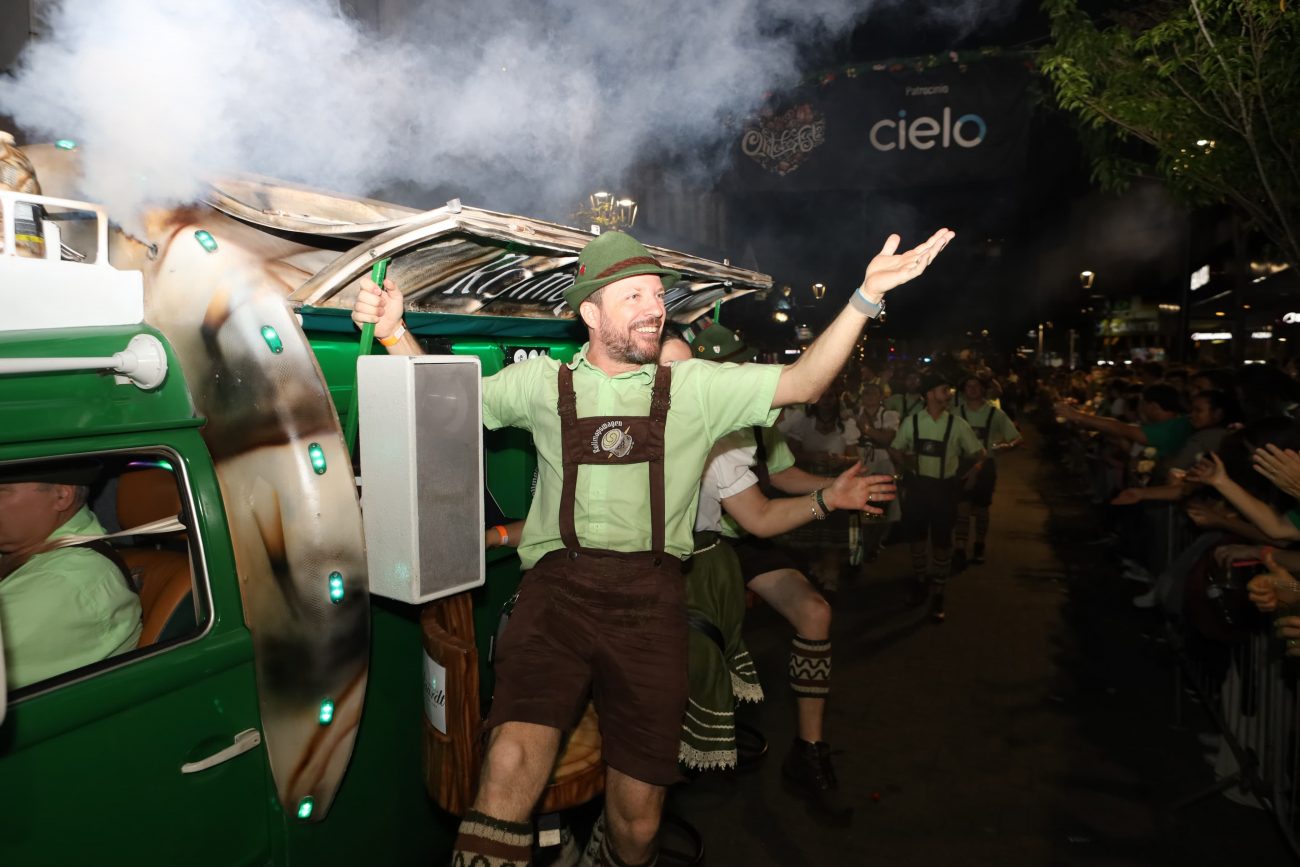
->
<box><xmin>574</xmin><ymin>191</ymin><xmax>638</xmax><ymax>233</ymax></box>
<box><xmin>1079</xmin><ymin>270</ymin><xmax>1095</xmax><ymax>290</ymax></box>
<box><xmin>811</xmin><ymin>282</ymin><xmax>826</xmax><ymax>300</ymax></box>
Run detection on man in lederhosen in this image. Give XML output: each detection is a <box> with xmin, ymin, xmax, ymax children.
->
<box><xmin>353</xmin><ymin>226</ymin><xmax>953</xmax><ymax>867</ymax></box>
<box><xmin>890</xmin><ymin>373</ymin><xmax>985</xmax><ymax>623</ymax></box>
<box><xmin>883</xmin><ymin>367</ymin><xmax>925</xmax><ymax>420</ymax></box>
<box><xmin>951</xmin><ymin>374</ymin><xmax>1021</xmax><ymax>573</ymax></box>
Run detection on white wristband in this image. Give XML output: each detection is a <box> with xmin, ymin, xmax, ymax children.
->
<box><xmin>851</xmin><ymin>290</ymin><xmax>883</xmax><ymax>318</ymax></box>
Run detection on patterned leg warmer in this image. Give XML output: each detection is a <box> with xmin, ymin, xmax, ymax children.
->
<box><xmin>789</xmin><ymin>635</ymin><xmax>832</xmax><ymax>699</ymax></box>
<box><xmin>954</xmin><ymin>501</ymin><xmax>972</xmax><ymax>551</ymax></box>
<box><xmin>579</xmin><ymin>812</ymin><xmax>657</xmax><ymax>867</ymax></box>
<box><xmin>974</xmin><ymin>506</ymin><xmax>991</xmax><ymax>545</ymax></box>
<box><xmin>452</xmin><ymin>809</ymin><xmax>533</xmax><ymax>867</ymax></box>
<box><xmin>931</xmin><ymin>546</ymin><xmax>953</xmax><ymax>588</ymax></box>
<box><xmin>910</xmin><ymin>542</ymin><xmax>929</xmax><ymax>582</ymax></box>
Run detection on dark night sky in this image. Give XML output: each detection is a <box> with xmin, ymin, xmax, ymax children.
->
<box><xmin>0</xmin><ymin>0</ymin><xmax>1197</xmax><ymax>360</ymax></box>
<box><xmin>717</xmin><ymin>0</ymin><xmax>1194</xmax><ymax>359</ymax></box>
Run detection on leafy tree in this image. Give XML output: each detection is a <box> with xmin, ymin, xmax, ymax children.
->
<box><xmin>1040</xmin><ymin>0</ymin><xmax>1300</xmax><ymax>272</ymax></box>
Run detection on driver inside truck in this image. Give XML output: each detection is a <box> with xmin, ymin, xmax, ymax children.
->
<box><xmin>0</xmin><ymin>461</ymin><xmax>142</xmax><ymax>690</ymax></box>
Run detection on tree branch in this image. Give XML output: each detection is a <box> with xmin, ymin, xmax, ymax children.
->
<box><xmin>1189</xmin><ymin>0</ymin><xmax>1246</xmax><ymax>106</ymax></box>
<box><xmin>1246</xmin><ymin>12</ymin><xmax>1300</xmax><ymax>194</ymax></box>
<box><xmin>1188</xmin><ymin>0</ymin><xmax>1299</xmax><ymax>266</ymax></box>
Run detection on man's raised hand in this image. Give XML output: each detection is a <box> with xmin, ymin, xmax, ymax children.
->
<box><xmin>860</xmin><ymin>228</ymin><xmax>956</xmax><ymax>300</ymax></box>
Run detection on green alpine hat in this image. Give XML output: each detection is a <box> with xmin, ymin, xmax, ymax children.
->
<box><xmin>565</xmin><ymin>231</ymin><xmax>681</xmax><ymax>311</ymax></box>
<box><xmin>689</xmin><ymin>323</ymin><xmax>756</xmax><ymax>363</ymax></box>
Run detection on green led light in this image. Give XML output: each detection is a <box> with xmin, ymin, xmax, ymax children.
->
<box><xmin>54</xmin><ymin>139</ymin><xmax>78</xmax><ymax>150</ymax></box>
<box><xmin>328</xmin><ymin>572</ymin><xmax>345</xmax><ymax>604</ymax></box>
<box><xmin>260</xmin><ymin>325</ymin><xmax>284</xmax><ymax>354</ymax></box>
<box><xmin>194</xmin><ymin>229</ymin><xmax>218</xmax><ymax>252</ymax></box>
<box><xmin>318</xmin><ymin>698</ymin><xmax>335</xmax><ymax>726</ymax></box>
<box><xmin>308</xmin><ymin>443</ymin><xmax>326</xmax><ymax>474</ymax></box>
<box><xmin>296</xmin><ymin>797</ymin><xmax>314</xmax><ymax>820</ymax></box>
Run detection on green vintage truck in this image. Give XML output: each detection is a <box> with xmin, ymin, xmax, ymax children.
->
<box><xmin>0</xmin><ymin>142</ymin><xmax>768</xmax><ymax>866</ymax></box>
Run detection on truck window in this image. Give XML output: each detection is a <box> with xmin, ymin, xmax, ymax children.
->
<box><xmin>1</xmin><ymin>451</ymin><xmax>206</xmax><ymax>697</ymax></box>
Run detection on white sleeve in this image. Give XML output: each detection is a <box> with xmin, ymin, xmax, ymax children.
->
<box><xmin>712</xmin><ymin>445</ymin><xmax>760</xmax><ymax>500</ymax></box>
<box><xmin>880</xmin><ymin>410</ymin><xmax>901</xmax><ymax>432</ymax></box>
<box><xmin>696</xmin><ymin>439</ymin><xmax>758</xmax><ymax>532</ymax></box>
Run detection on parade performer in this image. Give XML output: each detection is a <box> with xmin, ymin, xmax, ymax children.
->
<box><xmin>884</xmin><ymin>368</ymin><xmax>925</xmax><ymax>420</ymax></box>
<box><xmin>671</xmin><ymin>330</ymin><xmax>892</xmax><ymax>823</ymax></box>
<box><xmin>353</xmin><ymin>226</ymin><xmax>952</xmax><ymax>866</ymax></box>
<box><xmin>952</xmin><ymin>374</ymin><xmax>1022</xmax><ymax>572</ymax></box>
<box><xmin>890</xmin><ymin>374</ymin><xmax>986</xmax><ymax>623</ymax></box>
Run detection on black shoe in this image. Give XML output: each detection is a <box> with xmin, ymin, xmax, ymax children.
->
<box><xmin>952</xmin><ymin>550</ymin><xmax>968</xmax><ymax>574</ymax></box>
<box><xmin>971</xmin><ymin>543</ymin><xmax>986</xmax><ymax>565</ymax></box>
<box><xmin>929</xmin><ymin>591</ymin><xmax>946</xmax><ymax>624</ymax></box>
<box><xmin>782</xmin><ymin>739</ymin><xmax>854</xmax><ymax>825</ymax></box>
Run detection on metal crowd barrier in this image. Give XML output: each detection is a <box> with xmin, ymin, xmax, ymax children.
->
<box><xmin>1167</xmin><ymin>532</ymin><xmax>1300</xmax><ymax>862</ymax></box>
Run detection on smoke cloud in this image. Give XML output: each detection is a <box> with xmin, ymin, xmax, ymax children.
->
<box><xmin>3</xmin><ymin>0</ymin><xmax>1013</xmax><ymax>228</ymax></box>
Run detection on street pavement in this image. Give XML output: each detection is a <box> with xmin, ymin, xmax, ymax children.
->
<box><xmin>668</xmin><ymin>424</ymin><xmax>1293</xmax><ymax>866</ymax></box>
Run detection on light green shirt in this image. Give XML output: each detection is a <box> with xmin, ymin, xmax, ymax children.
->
<box><xmin>0</xmin><ymin>507</ymin><xmax>143</xmax><ymax>690</ymax></box>
<box><xmin>884</xmin><ymin>392</ymin><xmax>924</xmax><ymax>419</ymax></box>
<box><xmin>720</xmin><ymin>426</ymin><xmax>795</xmax><ymax>539</ymax></box>
<box><xmin>955</xmin><ymin>401</ymin><xmax>1019</xmax><ymax>449</ymax></box>
<box><xmin>482</xmin><ymin>344</ymin><xmax>782</xmax><ymax>567</ymax></box>
<box><xmin>890</xmin><ymin>409</ymin><xmax>984</xmax><ymax>480</ymax></box>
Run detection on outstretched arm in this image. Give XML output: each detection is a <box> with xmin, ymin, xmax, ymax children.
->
<box><xmin>1189</xmin><ymin>453</ymin><xmax>1300</xmax><ymax>541</ymax></box>
<box><xmin>768</xmin><ymin>465</ymin><xmax>835</xmax><ymax>496</ymax></box>
<box><xmin>722</xmin><ymin>462</ymin><xmax>896</xmax><ymax>538</ymax></box>
<box><xmin>773</xmin><ymin>229</ymin><xmax>954</xmax><ymax>408</ymax></box>
<box><xmin>1053</xmin><ymin>402</ymin><xmax>1148</xmax><ymax>445</ymax></box>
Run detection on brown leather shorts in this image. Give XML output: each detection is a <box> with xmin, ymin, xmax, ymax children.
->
<box><xmin>485</xmin><ymin>548</ymin><xmax>687</xmax><ymax>786</ymax></box>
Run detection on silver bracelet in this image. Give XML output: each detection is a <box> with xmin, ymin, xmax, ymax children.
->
<box><xmin>809</xmin><ymin>491</ymin><xmax>826</xmax><ymax>521</ymax></box>
<box><xmin>850</xmin><ymin>289</ymin><xmax>883</xmax><ymax>319</ymax></box>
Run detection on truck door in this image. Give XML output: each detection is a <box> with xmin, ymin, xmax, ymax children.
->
<box><xmin>0</xmin><ymin>441</ymin><xmax>273</xmax><ymax>867</ymax></box>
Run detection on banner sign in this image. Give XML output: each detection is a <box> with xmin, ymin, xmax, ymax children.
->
<box><xmin>729</xmin><ymin>57</ymin><xmax>1031</xmax><ymax>192</ymax></box>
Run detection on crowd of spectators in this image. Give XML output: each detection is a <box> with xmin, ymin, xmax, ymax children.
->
<box><xmin>1039</xmin><ymin>357</ymin><xmax>1300</xmax><ymax>811</ymax></box>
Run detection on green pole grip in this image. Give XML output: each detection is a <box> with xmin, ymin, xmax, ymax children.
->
<box><xmin>345</xmin><ymin>258</ymin><xmax>390</xmax><ymax>456</ymax></box>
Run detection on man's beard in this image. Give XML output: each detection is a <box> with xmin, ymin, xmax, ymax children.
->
<box><xmin>600</xmin><ymin>316</ymin><xmax>661</xmax><ymax>364</ymax></box>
